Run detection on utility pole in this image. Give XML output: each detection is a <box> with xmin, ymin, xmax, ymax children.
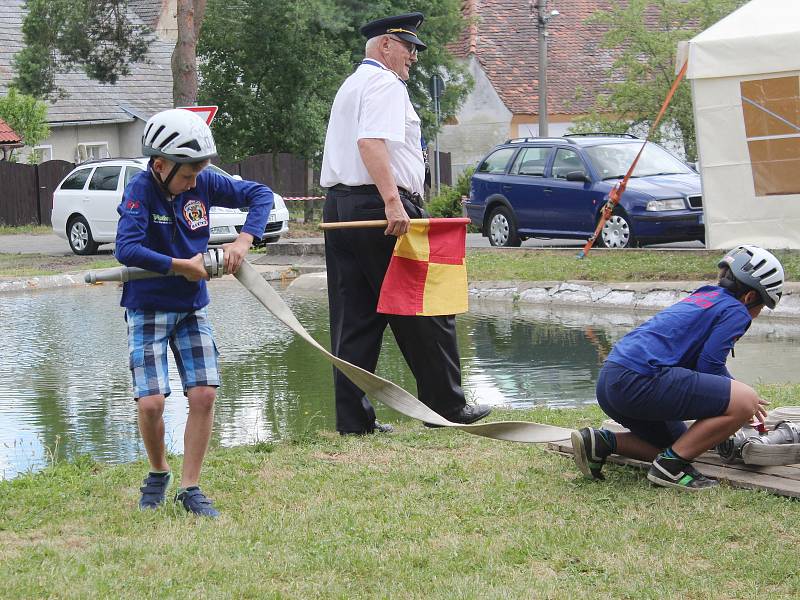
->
<box><xmin>534</xmin><ymin>1</ymin><xmax>559</xmax><ymax>137</ymax></box>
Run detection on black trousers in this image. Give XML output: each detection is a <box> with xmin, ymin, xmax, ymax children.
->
<box><xmin>323</xmin><ymin>187</ymin><xmax>467</xmax><ymax>433</ymax></box>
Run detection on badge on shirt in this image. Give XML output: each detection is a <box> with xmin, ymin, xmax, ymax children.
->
<box><xmin>182</xmin><ymin>199</ymin><xmax>208</xmax><ymax>230</ymax></box>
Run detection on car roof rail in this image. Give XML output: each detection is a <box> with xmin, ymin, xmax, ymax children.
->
<box><xmin>76</xmin><ymin>156</ymin><xmax>144</xmax><ymax>166</ymax></box>
<box><xmin>563</xmin><ymin>132</ymin><xmax>640</xmax><ymax>139</ymax></box>
<box><xmin>504</xmin><ymin>137</ymin><xmax>575</xmax><ymax>144</ymax></box>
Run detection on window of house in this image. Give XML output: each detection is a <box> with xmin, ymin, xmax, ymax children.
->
<box><xmin>76</xmin><ymin>142</ymin><xmax>110</xmax><ymax>162</ymax></box>
<box><xmin>88</xmin><ymin>166</ymin><xmax>122</xmax><ymax>191</ymax></box>
<box><xmin>59</xmin><ymin>168</ymin><xmax>93</xmax><ymax>190</ymax></box>
<box><xmin>476</xmin><ymin>147</ymin><xmax>516</xmax><ymax>174</ymax></box>
<box><xmin>33</xmin><ymin>145</ymin><xmax>53</xmax><ymax>162</ymax></box>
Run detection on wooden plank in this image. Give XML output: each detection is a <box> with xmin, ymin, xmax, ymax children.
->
<box><xmin>549</xmin><ymin>440</ymin><xmax>800</xmax><ymax>498</ymax></box>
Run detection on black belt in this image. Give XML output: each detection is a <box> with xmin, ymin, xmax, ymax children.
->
<box><xmin>329</xmin><ymin>184</ymin><xmax>423</xmax><ymax>207</ymax></box>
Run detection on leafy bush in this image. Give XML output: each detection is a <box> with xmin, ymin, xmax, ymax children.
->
<box><xmin>425</xmin><ymin>167</ymin><xmax>475</xmax><ymax>218</ymax></box>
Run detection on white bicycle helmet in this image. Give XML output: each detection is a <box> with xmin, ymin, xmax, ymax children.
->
<box><xmin>142</xmin><ymin>108</ymin><xmax>217</xmax><ymax>163</ymax></box>
<box><xmin>718</xmin><ymin>245</ymin><xmax>785</xmax><ymax>309</ymax></box>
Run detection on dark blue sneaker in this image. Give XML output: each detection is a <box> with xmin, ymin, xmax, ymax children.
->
<box><xmin>176</xmin><ymin>486</ymin><xmax>220</xmax><ymax>518</ymax></box>
<box><xmin>138</xmin><ymin>471</ymin><xmax>173</xmax><ymax>510</ymax></box>
<box><xmin>571</xmin><ymin>428</ymin><xmax>613</xmax><ymax>480</ymax></box>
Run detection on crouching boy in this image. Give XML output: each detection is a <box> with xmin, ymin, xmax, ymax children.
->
<box><xmin>573</xmin><ymin>245</ymin><xmax>784</xmax><ymax>491</ymax></box>
<box><xmin>116</xmin><ymin>109</ymin><xmax>273</xmax><ymax>516</ymax></box>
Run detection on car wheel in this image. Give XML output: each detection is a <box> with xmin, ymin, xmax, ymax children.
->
<box><xmin>487</xmin><ymin>206</ymin><xmax>522</xmax><ymax>247</ymax></box>
<box><xmin>67</xmin><ymin>216</ymin><xmax>99</xmax><ymax>255</ymax></box>
<box><xmin>600</xmin><ymin>209</ymin><xmax>635</xmax><ymax>249</ymax></box>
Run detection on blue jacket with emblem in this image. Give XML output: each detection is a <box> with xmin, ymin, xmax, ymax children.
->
<box><xmin>116</xmin><ymin>165</ymin><xmax>273</xmax><ymax>312</ymax></box>
<box><xmin>607</xmin><ymin>285</ymin><xmax>751</xmax><ymax>378</ymax></box>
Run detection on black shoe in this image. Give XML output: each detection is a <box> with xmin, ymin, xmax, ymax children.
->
<box><xmin>646</xmin><ymin>453</ymin><xmax>718</xmax><ymax>491</ymax></box>
<box><xmin>571</xmin><ymin>427</ymin><xmax>613</xmax><ymax>480</ymax></box>
<box><xmin>176</xmin><ymin>486</ymin><xmax>220</xmax><ymax>518</ymax></box>
<box><xmin>424</xmin><ymin>404</ymin><xmax>492</xmax><ymax>428</ymax></box>
<box><xmin>339</xmin><ymin>420</ymin><xmax>394</xmax><ymax>436</ymax></box>
<box><xmin>138</xmin><ymin>471</ymin><xmax>173</xmax><ymax>510</ymax></box>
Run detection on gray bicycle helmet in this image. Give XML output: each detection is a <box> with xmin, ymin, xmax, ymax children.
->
<box><xmin>718</xmin><ymin>245</ymin><xmax>784</xmax><ymax>309</ymax></box>
<box><xmin>142</xmin><ymin>108</ymin><xmax>217</xmax><ymax>163</ymax></box>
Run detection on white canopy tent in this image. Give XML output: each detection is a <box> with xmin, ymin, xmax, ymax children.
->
<box><xmin>687</xmin><ymin>0</ymin><xmax>800</xmax><ymax>249</ymax></box>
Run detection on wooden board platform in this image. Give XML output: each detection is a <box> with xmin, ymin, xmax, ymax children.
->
<box><xmin>548</xmin><ymin>438</ymin><xmax>800</xmax><ymax>498</ymax></box>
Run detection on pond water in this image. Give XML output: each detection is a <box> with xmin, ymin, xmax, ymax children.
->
<box><xmin>1</xmin><ymin>278</ymin><xmax>798</xmax><ymax>479</ymax></box>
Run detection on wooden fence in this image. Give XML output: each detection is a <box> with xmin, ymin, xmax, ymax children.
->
<box><xmin>0</xmin><ymin>151</ymin><xmax>452</xmax><ymax>227</ymax></box>
<box><xmin>0</xmin><ymin>160</ymin><xmax>73</xmax><ymax>227</ymax></box>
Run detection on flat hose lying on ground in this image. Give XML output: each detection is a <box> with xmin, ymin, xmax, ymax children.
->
<box><xmin>233</xmin><ymin>260</ymin><xmax>572</xmax><ymax>443</ymax></box>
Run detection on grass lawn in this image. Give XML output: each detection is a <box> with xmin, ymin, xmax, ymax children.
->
<box><xmin>2</xmin><ymin>384</ymin><xmax>800</xmax><ymax>598</ymax></box>
<box><xmin>467</xmin><ymin>248</ymin><xmax>800</xmax><ymax>283</ymax></box>
<box><xmin>0</xmin><ymin>254</ymin><xmax>119</xmax><ymax>278</ymax></box>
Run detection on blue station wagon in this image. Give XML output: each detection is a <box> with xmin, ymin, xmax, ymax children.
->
<box><xmin>465</xmin><ymin>134</ymin><xmax>705</xmax><ymax>248</ymax></box>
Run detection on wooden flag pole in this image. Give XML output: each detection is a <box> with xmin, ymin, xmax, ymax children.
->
<box><xmin>318</xmin><ymin>220</ymin><xmax>389</xmax><ymax>230</ymax></box>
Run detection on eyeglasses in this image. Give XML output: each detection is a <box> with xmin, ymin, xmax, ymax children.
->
<box><xmin>389</xmin><ymin>35</ymin><xmax>418</xmax><ymax>57</ymax></box>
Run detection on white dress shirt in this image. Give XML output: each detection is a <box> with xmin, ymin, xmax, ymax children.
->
<box><xmin>320</xmin><ymin>60</ymin><xmax>425</xmax><ymax>196</ymax></box>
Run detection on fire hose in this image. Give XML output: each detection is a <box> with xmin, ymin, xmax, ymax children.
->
<box><xmin>85</xmin><ymin>250</ymin><xmax>572</xmax><ymax>444</ymax></box>
<box><xmin>716</xmin><ymin>421</ymin><xmax>800</xmax><ymax>466</ymax></box>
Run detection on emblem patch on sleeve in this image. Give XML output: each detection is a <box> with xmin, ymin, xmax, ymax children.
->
<box><xmin>182</xmin><ymin>199</ymin><xmax>208</xmax><ymax>230</ymax></box>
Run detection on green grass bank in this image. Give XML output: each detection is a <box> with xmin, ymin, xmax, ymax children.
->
<box><xmin>2</xmin><ymin>384</ymin><xmax>800</xmax><ymax>599</ymax></box>
<box><xmin>4</xmin><ymin>248</ymin><xmax>800</xmax><ymax>283</ymax></box>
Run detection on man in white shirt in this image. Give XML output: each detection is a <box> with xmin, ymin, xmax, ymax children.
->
<box><xmin>321</xmin><ymin>12</ymin><xmax>492</xmax><ymax>435</ymax></box>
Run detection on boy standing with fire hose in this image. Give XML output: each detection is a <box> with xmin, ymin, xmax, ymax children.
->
<box><xmin>573</xmin><ymin>245</ymin><xmax>784</xmax><ymax>491</ymax></box>
<box><xmin>115</xmin><ymin>109</ymin><xmax>273</xmax><ymax>517</ymax></box>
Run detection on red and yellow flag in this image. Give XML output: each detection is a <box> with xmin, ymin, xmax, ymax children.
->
<box><xmin>377</xmin><ymin>218</ymin><xmax>470</xmax><ymax>316</ymax></box>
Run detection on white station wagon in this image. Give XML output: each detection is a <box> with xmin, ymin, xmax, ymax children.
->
<box><xmin>51</xmin><ymin>157</ymin><xmax>290</xmax><ymax>255</ymax></box>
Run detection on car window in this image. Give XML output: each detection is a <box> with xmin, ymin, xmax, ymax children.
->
<box><xmin>124</xmin><ymin>166</ymin><xmax>145</xmax><ymax>187</ymax></box>
<box><xmin>477</xmin><ymin>147</ymin><xmax>516</xmax><ymax>174</ymax></box>
<box><xmin>551</xmin><ymin>149</ymin><xmax>586</xmax><ymax>179</ymax></box>
<box><xmin>88</xmin><ymin>166</ymin><xmax>122</xmax><ymax>191</ymax></box>
<box><xmin>510</xmin><ymin>147</ymin><xmax>551</xmax><ymax>177</ymax></box>
<box><xmin>584</xmin><ymin>142</ymin><xmax>692</xmax><ymax>180</ymax></box>
<box><xmin>60</xmin><ymin>168</ymin><xmax>93</xmax><ymax>190</ymax></box>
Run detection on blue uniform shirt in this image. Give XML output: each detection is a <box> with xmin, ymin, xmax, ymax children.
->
<box><xmin>115</xmin><ymin>166</ymin><xmax>273</xmax><ymax>312</ymax></box>
<box><xmin>607</xmin><ymin>285</ymin><xmax>752</xmax><ymax>378</ymax></box>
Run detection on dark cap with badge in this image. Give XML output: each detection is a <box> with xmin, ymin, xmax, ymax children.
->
<box><xmin>360</xmin><ymin>12</ymin><xmax>427</xmax><ymax>51</ymax></box>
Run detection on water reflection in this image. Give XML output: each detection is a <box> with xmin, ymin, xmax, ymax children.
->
<box><xmin>1</xmin><ymin>281</ymin><xmax>797</xmax><ymax>479</ymax></box>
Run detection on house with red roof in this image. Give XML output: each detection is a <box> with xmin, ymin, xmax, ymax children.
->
<box><xmin>440</xmin><ymin>0</ymin><xmax>619</xmax><ymax>175</ymax></box>
<box><xmin>0</xmin><ymin>115</ymin><xmax>23</xmax><ymax>160</ymax></box>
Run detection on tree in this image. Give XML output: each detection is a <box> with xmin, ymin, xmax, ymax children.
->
<box><xmin>198</xmin><ymin>0</ymin><xmax>471</xmax><ymax>167</ymax></box>
<box><xmin>13</xmin><ymin>0</ymin><xmax>151</xmax><ymax>99</ymax></box>
<box><xmin>14</xmin><ymin>0</ymin><xmax>207</xmax><ymax>106</ymax></box>
<box><xmin>0</xmin><ymin>88</ymin><xmax>50</xmax><ymax>162</ymax></box>
<box><xmin>569</xmin><ymin>0</ymin><xmax>747</xmax><ymax>161</ymax></box>
<box><xmin>173</xmin><ymin>0</ymin><xmax>208</xmax><ymax>106</ymax></box>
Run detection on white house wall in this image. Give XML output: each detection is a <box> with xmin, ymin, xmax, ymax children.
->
<box><xmin>30</xmin><ymin>121</ymin><xmax>145</xmax><ymax>163</ymax></box>
<box><xmin>439</xmin><ymin>56</ymin><xmax>513</xmax><ymax>178</ymax></box>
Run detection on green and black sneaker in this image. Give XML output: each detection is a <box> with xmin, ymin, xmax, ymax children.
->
<box><xmin>571</xmin><ymin>427</ymin><xmax>613</xmax><ymax>480</ymax></box>
<box><xmin>647</xmin><ymin>452</ymin><xmax>718</xmax><ymax>491</ymax></box>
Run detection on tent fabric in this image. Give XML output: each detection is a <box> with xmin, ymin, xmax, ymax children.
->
<box><xmin>687</xmin><ymin>0</ymin><xmax>800</xmax><ymax>249</ymax></box>
<box><xmin>688</xmin><ymin>0</ymin><xmax>800</xmax><ymax>80</ymax></box>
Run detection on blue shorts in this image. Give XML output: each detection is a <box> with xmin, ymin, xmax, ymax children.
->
<box><xmin>596</xmin><ymin>361</ymin><xmax>731</xmax><ymax>449</ymax></box>
<box><xmin>125</xmin><ymin>308</ymin><xmax>220</xmax><ymax>399</ymax></box>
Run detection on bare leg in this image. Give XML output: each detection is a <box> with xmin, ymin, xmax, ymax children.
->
<box><xmin>138</xmin><ymin>394</ymin><xmax>169</xmax><ymax>472</ymax></box>
<box><xmin>673</xmin><ymin>380</ymin><xmax>765</xmax><ymax>460</ymax></box>
<box><xmin>181</xmin><ymin>386</ymin><xmax>216</xmax><ymax>488</ymax></box>
<box><xmin>615</xmin><ymin>431</ymin><xmax>661</xmax><ymax>462</ymax></box>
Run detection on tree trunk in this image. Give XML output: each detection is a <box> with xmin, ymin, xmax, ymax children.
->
<box><xmin>172</xmin><ymin>0</ymin><xmax>207</xmax><ymax>107</ymax></box>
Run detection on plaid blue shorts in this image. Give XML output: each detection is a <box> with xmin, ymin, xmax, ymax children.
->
<box><xmin>125</xmin><ymin>307</ymin><xmax>220</xmax><ymax>399</ymax></box>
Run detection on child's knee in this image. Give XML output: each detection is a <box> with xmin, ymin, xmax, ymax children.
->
<box><xmin>187</xmin><ymin>386</ymin><xmax>216</xmax><ymax>412</ymax></box>
<box><xmin>138</xmin><ymin>395</ymin><xmax>165</xmax><ymax>418</ymax></box>
<box><xmin>727</xmin><ymin>381</ymin><xmax>760</xmax><ymax>421</ymax></box>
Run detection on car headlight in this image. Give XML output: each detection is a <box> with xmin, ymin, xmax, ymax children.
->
<box><xmin>646</xmin><ymin>198</ymin><xmax>685</xmax><ymax>211</ymax></box>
